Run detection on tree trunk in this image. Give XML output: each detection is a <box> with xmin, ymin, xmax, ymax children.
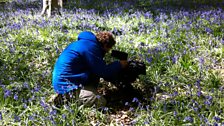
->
<box><xmin>40</xmin><ymin>0</ymin><xmax>63</xmax><ymax>18</ymax></box>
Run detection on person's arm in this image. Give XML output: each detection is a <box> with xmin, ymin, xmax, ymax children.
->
<box><xmin>84</xmin><ymin>46</ymin><xmax>122</xmax><ymax>81</ymax></box>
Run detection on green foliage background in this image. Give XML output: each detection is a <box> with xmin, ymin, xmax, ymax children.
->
<box><xmin>0</xmin><ymin>0</ymin><xmax>223</xmax><ymax>125</ymax></box>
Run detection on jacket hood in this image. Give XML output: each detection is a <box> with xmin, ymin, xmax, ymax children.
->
<box><xmin>78</xmin><ymin>31</ymin><xmax>98</xmax><ymax>42</ymax></box>
<box><xmin>78</xmin><ymin>31</ymin><xmax>106</xmax><ymax>56</ymax></box>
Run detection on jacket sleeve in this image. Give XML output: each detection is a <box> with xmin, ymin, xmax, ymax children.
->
<box><xmin>83</xmin><ymin>46</ymin><xmax>122</xmax><ymax>81</ymax></box>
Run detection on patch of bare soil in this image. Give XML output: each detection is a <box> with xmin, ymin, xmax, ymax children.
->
<box><xmin>97</xmin><ymin>80</ymin><xmax>156</xmax><ymax>125</ymax></box>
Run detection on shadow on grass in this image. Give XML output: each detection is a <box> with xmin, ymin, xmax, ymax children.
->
<box><xmin>0</xmin><ymin>0</ymin><xmax>223</xmax><ymax>13</ymax></box>
<box><xmin>62</xmin><ymin>0</ymin><xmax>224</xmax><ymax>14</ymax></box>
<box><xmin>97</xmin><ymin>79</ymin><xmax>161</xmax><ymax>113</ymax></box>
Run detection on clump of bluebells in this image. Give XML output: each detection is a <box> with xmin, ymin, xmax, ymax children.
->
<box><xmin>0</xmin><ymin>0</ymin><xmax>223</xmax><ymax>125</ymax></box>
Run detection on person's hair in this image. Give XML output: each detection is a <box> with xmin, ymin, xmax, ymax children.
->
<box><xmin>96</xmin><ymin>31</ymin><xmax>116</xmax><ymax>48</ymax></box>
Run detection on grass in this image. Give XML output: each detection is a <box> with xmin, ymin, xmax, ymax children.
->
<box><xmin>0</xmin><ymin>0</ymin><xmax>223</xmax><ymax>125</ymax></box>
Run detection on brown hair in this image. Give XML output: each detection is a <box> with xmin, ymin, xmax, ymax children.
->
<box><xmin>96</xmin><ymin>31</ymin><xmax>116</xmax><ymax>48</ymax></box>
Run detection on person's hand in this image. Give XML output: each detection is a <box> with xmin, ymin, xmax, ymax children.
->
<box><xmin>120</xmin><ymin>60</ymin><xmax>128</xmax><ymax>68</ymax></box>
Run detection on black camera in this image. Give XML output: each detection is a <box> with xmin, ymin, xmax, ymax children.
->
<box><xmin>104</xmin><ymin>50</ymin><xmax>147</xmax><ymax>105</ymax></box>
<box><xmin>111</xmin><ymin>50</ymin><xmax>128</xmax><ymax>60</ymax></box>
<box><xmin>111</xmin><ymin>50</ymin><xmax>146</xmax><ymax>86</ymax></box>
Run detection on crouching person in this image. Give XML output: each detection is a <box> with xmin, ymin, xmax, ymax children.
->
<box><xmin>49</xmin><ymin>31</ymin><xmax>128</xmax><ymax>108</ymax></box>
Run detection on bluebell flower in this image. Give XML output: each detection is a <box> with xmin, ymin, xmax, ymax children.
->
<box><xmin>173</xmin><ymin>111</ymin><xmax>177</xmax><ymax>117</ymax></box>
<box><xmin>96</xmin><ymin>95</ymin><xmax>101</xmax><ymax>99</ymax></box>
<box><xmin>140</xmin><ymin>42</ymin><xmax>145</xmax><ymax>46</ymax></box>
<box><xmin>28</xmin><ymin>115</ymin><xmax>35</xmax><ymax>121</ymax></box>
<box><xmin>40</xmin><ymin>99</ymin><xmax>48</xmax><ymax>109</ymax></box>
<box><xmin>146</xmin><ymin>57</ymin><xmax>153</xmax><ymax>63</ymax></box>
<box><xmin>129</xmin><ymin>107</ymin><xmax>134</xmax><ymax>112</ymax></box>
<box><xmin>49</xmin><ymin>109</ymin><xmax>57</xmax><ymax>116</ymax></box>
<box><xmin>205</xmin><ymin>27</ymin><xmax>212</xmax><ymax>34</ymax></box>
<box><xmin>23</xmin><ymin>82</ymin><xmax>29</xmax><ymax>88</ymax></box>
<box><xmin>197</xmin><ymin>91</ymin><xmax>202</xmax><ymax>97</ymax></box>
<box><xmin>14</xmin><ymin>115</ymin><xmax>20</xmax><ymax>122</ymax></box>
<box><xmin>50</xmin><ymin>116</ymin><xmax>56</xmax><ymax>125</ymax></box>
<box><xmin>130</xmin><ymin>119</ymin><xmax>137</xmax><ymax>125</ymax></box>
<box><xmin>132</xmin><ymin>97</ymin><xmax>139</xmax><ymax>103</ymax></box>
<box><xmin>4</xmin><ymin>89</ymin><xmax>12</xmax><ymax>98</ymax></box>
<box><xmin>14</xmin><ymin>93</ymin><xmax>18</xmax><ymax>100</ymax></box>
<box><xmin>184</xmin><ymin>116</ymin><xmax>193</xmax><ymax>123</ymax></box>
<box><xmin>28</xmin><ymin>95</ymin><xmax>35</xmax><ymax>102</ymax></box>
<box><xmin>0</xmin><ymin>111</ymin><xmax>2</xmax><ymax>120</ymax></box>
<box><xmin>62</xmin><ymin>114</ymin><xmax>66</xmax><ymax>120</ymax></box>
<box><xmin>34</xmin><ymin>86</ymin><xmax>40</xmax><ymax>92</ymax></box>
<box><xmin>204</xmin><ymin>100</ymin><xmax>211</xmax><ymax>106</ymax></box>
<box><xmin>213</xmin><ymin>116</ymin><xmax>220</xmax><ymax>122</ymax></box>
<box><xmin>204</xmin><ymin>117</ymin><xmax>208</xmax><ymax>123</ymax></box>
<box><xmin>213</xmin><ymin>122</ymin><xmax>218</xmax><ymax>126</ymax></box>
<box><xmin>144</xmin><ymin>121</ymin><xmax>150</xmax><ymax>125</ymax></box>
<box><xmin>144</xmin><ymin>12</ymin><xmax>152</xmax><ymax>18</ymax></box>
<box><xmin>193</xmin><ymin>107</ymin><xmax>198</xmax><ymax>112</ymax></box>
<box><xmin>154</xmin><ymin>16</ymin><xmax>160</xmax><ymax>23</ymax></box>
<box><xmin>211</xmin><ymin>88</ymin><xmax>214</xmax><ymax>93</ymax></box>
<box><xmin>172</xmin><ymin>55</ymin><xmax>178</xmax><ymax>64</ymax></box>
<box><xmin>163</xmin><ymin>103</ymin><xmax>167</xmax><ymax>112</ymax></box>
<box><xmin>125</xmin><ymin>102</ymin><xmax>129</xmax><ymax>106</ymax></box>
<box><xmin>138</xmin><ymin>102</ymin><xmax>143</xmax><ymax>108</ymax></box>
<box><xmin>147</xmin><ymin>49</ymin><xmax>151</xmax><ymax>54</ymax></box>
<box><xmin>173</xmin><ymin>91</ymin><xmax>178</xmax><ymax>97</ymax></box>
<box><xmin>199</xmin><ymin>57</ymin><xmax>204</xmax><ymax>65</ymax></box>
<box><xmin>72</xmin><ymin>119</ymin><xmax>76</xmax><ymax>126</ymax></box>
<box><xmin>218</xmin><ymin>109</ymin><xmax>223</xmax><ymax>115</ymax></box>
<box><xmin>64</xmin><ymin>105</ymin><xmax>73</xmax><ymax>113</ymax></box>
<box><xmin>150</xmin><ymin>97</ymin><xmax>154</xmax><ymax>101</ymax></box>
<box><xmin>221</xmin><ymin>39</ymin><xmax>224</xmax><ymax>45</ymax></box>
<box><xmin>206</xmin><ymin>95</ymin><xmax>213</xmax><ymax>101</ymax></box>
<box><xmin>103</xmin><ymin>107</ymin><xmax>109</xmax><ymax>111</ymax></box>
<box><xmin>195</xmin><ymin>80</ymin><xmax>201</xmax><ymax>89</ymax></box>
<box><xmin>198</xmin><ymin>114</ymin><xmax>203</xmax><ymax>121</ymax></box>
<box><xmin>190</xmin><ymin>47</ymin><xmax>196</xmax><ymax>52</ymax></box>
<box><xmin>9</xmin><ymin>47</ymin><xmax>15</xmax><ymax>53</ymax></box>
<box><xmin>146</xmin><ymin>105</ymin><xmax>150</xmax><ymax>111</ymax></box>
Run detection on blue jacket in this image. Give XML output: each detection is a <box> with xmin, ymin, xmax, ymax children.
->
<box><xmin>52</xmin><ymin>31</ymin><xmax>122</xmax><ymax>94</ymax></box>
